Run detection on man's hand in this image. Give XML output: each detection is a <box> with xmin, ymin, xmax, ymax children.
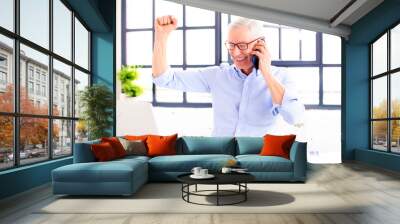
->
<box><xmin>251</xmin><ymin>39</ymin><xmax>272</xmax><ymax>75</ymax></box>
<box><xmin>252</xmin><ymin>40</ymin><xmax>285</xmax><ymax>105</ymax></box>
<box><xmin>155</xmin><ymin>15</ymin><xmax>178</xmax><ymax>38</ymax></box>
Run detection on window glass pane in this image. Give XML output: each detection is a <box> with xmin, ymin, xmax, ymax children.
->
<box><xmin>0</xmin><ymin>0</ymin><xmax>14</xmax><ymax>31</ymax></box>
<box><xmin>20</xmin><ymin>44</ymin><xmax>49</xmax><ymax>115</ymax></box>
<box><xmin>372</xmin><ymin>76</ymin><xmax>387</xmax><ymax>119</ymax></box>
<box><xmin>126</xmin><ymin>0</ymin><xmax>152</xmax><ymax>29</ymax></box>
<box><xmin>185</xmin><ymin>6</ymin><xmax>214</xmax><ymax>26</ymax></box>
<box><xmin>126</xmin><ymin>31</ymin><xmax>152</xmax><ymax>66</ymax></box>
<box><xmin>134</xmin><ymin>68</ymin><xmax>153</xmax><ymax>102</ymax></box>
<box><xmin>75</xmin><ymin>18</ymin><xmax>89</xmax><ymax>70</ymax></box>
<box><xmin>53</xmin><ymin>0</ymin><xmax>72</xmax><ymax>60</ymax></box>
<box><xmin>323</xmin><ymin>34</ymin><xmax>341</xmax><ymax>64</ymax></box>
<box><xmin>53</xmin><ymin>119</ymin><xmax>72</xmax><ymax>158</ymax></box>
<box><xmin>372</xmin><ymin>121</ymin><xmax>387</xmax><ymax>151</ymax></box>
<box><xmin>281</xmin><ymin>28</ymin><xmax>300</xmax><ymax>60</ymax></box>
<box><xmin>156</xmin><ymin>68</ymin><xmax>183</xmax><ymax>102</ymax></box>
<box><xmin>0</xmin><ymin>35</ymin><xmax>14</xmax><ymax>113</ymax></box>
<box><xmin>20</xmin><ymin>117</ymin><xmax>49</xmax><ymax>165</ymax></box>
<box><xmin>372</xmin><ymin>34</ymin><xmax>387</xmax><ymax>76</ymax></box>
<box><xmin>263</xmin><ymin>26</ymin><xmax>279</xmax><ymax>60</ymax></box>
<box><xmin>155</xmin><ymin>0</ymin><xmax>183</xmax><ymax>27</ymax></box>
<box><xmin>75</xmin><ymin>120</ymin><xmax>88</xmax><ymax>143</ymax></box>
<box><xmin>20</xmin><ymin>0</ymin><xmax>49</xmax><ymax>49</ymax></box>
<box><xmin>53</xmin><ymin>59</ymin><xmax>72</xmax><ymax>117</ymax></box>
<box><xmin>0</xmin><ymin>116</ymin><xmax>13</xmax><ymax>170</ymax></box>
<box><xmin>391</xmin><ymin>72</ymin><xmax>400</xmax><ymax>118</ymax></box>
<box><xmin>74</xmin><ymin>69</ymin><xmax>89</xmax><ymax>118</ymax></box>
<box><xmin>391</xmin><ymin>120</ymin><xmax>400</xmax><ymax>153</ymax></box>
<box><xmin>167</xmin><ymin>30</ymin><xmax>183</xmax><ymax>65</ymax></box>
<box><xmin>323</xmin><ymin>67</ymin><xmax>341</xmax><ymax>105</ymax></box>
<box><xmin>286</xmin><ymin>67</ymin><xmax>319</xmax><ymax>104</ymax></box>
<box><xmin>301</xmin><ymin>30</ymin><xmax>316</xmax><ymax>61</ymax></box>
<box><xmin>391</xmin><ymin>24</ymin><xmax>400</xmax><ymax>70</ymax></box>
<box><xmin>186</xmin><ymin>29</ymin><xmax>215</xmax><ymax>65</ymax></box>
<box><xmin>221</xmin><ymin>13</ymin><xmax>229</xmax><ymax>62</ymax></box>
<box><xmin>185</xmin><ymin>68</ymin><xmax>212</xmax><ymax>103</ymax></box>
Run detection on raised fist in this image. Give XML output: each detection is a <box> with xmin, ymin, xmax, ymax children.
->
<box><xmin>155</xmin><ymin>15</ymin><xmax>178</xmax><ymax>37</ymax></box>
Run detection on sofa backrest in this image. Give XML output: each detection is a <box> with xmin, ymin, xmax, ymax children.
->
<box><xmin>176</xmin><ymin>136</ymin><xmax>236</xmax><ymax>155</ymax></box>
<box><xmin>73</xmin><ymin>139</ymin><xmax>100</xmax><ymax>163</ymax></box>
<box><xmin>235</xmin><ymin>137</ymin><xmax>263</xmax><ymax>155</ymax></box>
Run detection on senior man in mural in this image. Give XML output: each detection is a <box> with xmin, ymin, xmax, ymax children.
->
<box><xmin>152</xmin><ymin>15</ymin><xmax>305</xmax><ymax>137</ymax></box>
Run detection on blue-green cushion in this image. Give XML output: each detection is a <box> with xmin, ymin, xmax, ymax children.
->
<box><xmin>236</xmin><ymin>155</ymin><xmax>293</xmax><ymax>172</ymax></box>
<box><xmin>53</xmin><ymin>159</ymin><xmax>147</xmax><ymax>183</ymax></box>
<box><xmin>148</xmin><ymin>154</ymin><xmax>235</xmax><ymax>172</ymax></box>
<box><xmin>177</xmin><ymin>136</ymin><xmax>236</xmax><ymax>155</ymax></box>
<box><xmin>236</xmin><ymin>137</ymin><xmax>263</xmax><ymax>155</ymax></box>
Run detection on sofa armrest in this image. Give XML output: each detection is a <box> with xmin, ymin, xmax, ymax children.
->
<box><xmin>73</xmin><ymin>140</ymin><xmax>100</xmax><ymax>163</ymax></box>
<box><xmin>289</xmin><ymin>141</ymin><xmax>307</xmax><ymax>181</ymax></box>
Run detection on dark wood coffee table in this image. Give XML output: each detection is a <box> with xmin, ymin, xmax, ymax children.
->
<box><xmin>177</xmin><ymin>172</ymin><xmax>255</xmax><ymax>206</ymax></box>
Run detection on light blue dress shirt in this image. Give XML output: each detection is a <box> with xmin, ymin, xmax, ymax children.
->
<box><xmin>153</xmin><ymin>64</ymin><xmax>305</xmax><ymax>137</ymax></box>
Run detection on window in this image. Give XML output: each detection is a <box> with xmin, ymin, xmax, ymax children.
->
<box><xmin>0</xmin><ymin>71</ymin><xmax>6</xmax><ymax>85</ymax></box>
<box><xmin>370</xmin><ymin>23</ymin><xmax>400</xmax><ymax>154</ymax></box>
<box><xmin>0</xmin><ymin>0</ymin><xmax>14</xmax><ymax>32</ymax></box>
<box><xmin>0</xmin><ymin>0</ymin><xmax>91</xmax><ymax>170</ymax></box>
<box><xmin>28</xmin><ymin>81</ymin><xmax>34</xmax><ymax>94</ymax></box>
<box><xmin>53</xmin><ymin>59</ymin><xmax>72</xmax><ymax>117</ymax></box>
<box><xmin>75</xmin><ymin>18</ymin><xmax>89</xmax><ymax>70</ymax></box>
<box><xmin>122</xmin><ymin>2</ymin><xmax>341</xmax><ymax>108</ymax></box>
<box><xmin>0</xmin><ymin>54</ymin><xmax>7</xmax><ymax>67</ymax></box>
<box><xmin>53</xmin><ymin>0</ymin><xmax>72</xmax><ymax>60</ymax></box>
<box><xmin>20</xmin><ymin>0</ymin><xmax>49</xmax><ymax>49</ymax></box>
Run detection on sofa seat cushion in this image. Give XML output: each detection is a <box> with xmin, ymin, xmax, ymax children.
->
<box><xmin>149</xmin><ymin>154</ymin><xmax>235</xmax><ymax>172</ymax></box>
<box><xmin>236</xmin><ymin>155</ymin><xmax>293</xmax><ymax>172</ymax></box>
<box><xmin>53</xmin><ymin>159</ymin><xmax>147</xmax><ymax>183</ymax></box>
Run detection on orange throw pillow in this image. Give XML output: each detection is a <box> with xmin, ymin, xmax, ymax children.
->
<box><xmin>124</xmin><ymin>135</ymin><xmax>149</xmax><ymax>141</ymax></box>
<box><xmin>91</xmin><ymin>142</ymin><xmax>117</xmax><ymax>161</ymax></box>
<box><xmin>259</xmin><ymin>134</ymin><xmax>296</xmax><ymax>159</ymax></box>
<box><xmin>101</xmin><ymin>137</ymin><xmax>127</xmax><ymax>158</ymax></box>
<box><xmin>146</xmin><ymin>134</ymin><xmax>178</xmax><ymax>157</ymax></box>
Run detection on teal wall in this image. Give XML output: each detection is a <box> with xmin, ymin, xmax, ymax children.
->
<box><xmin>343</xmin><ymin>0</ymin><xmax>400</xmax><ymax>171</ymax></box>
<box><xmin>0</xmin><ymin>0</ymin><xmax>115</xmax><ymax>200</ymax></box>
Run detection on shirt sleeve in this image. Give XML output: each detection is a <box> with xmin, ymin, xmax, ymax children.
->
<box><xmin>152</xmin><ymin>66</ymin><xmax>220</xmax><ymax>93</ymax></box>
<box><xmin>270</xmin><ymin>68</ymin><xmax>306</xmax><ymax>126</ymax></box>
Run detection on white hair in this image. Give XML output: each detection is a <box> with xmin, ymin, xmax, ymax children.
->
<box><xmin>228</xmin><ymin>17</ymin><xmax>264</xmax><ymax>39</ymax></box>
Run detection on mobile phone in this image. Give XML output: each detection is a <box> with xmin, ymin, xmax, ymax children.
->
<box><xmin>252</xmin><ymin>55</ymin><xmax>259</xmax><ymax>70</ymax></box>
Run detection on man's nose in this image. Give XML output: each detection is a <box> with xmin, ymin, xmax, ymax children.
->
<box><xmin>230</xmin><ymin>46</ymin><xmax>241</xmax><ymax>56</ymax></box>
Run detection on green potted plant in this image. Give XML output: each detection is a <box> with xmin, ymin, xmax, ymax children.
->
<box><xmin>118</xmin><ymin>65</ymin><xmax>144</xmax><ymax>97</ymax></box>
<box><xmin>79</xmin><ymin>84</ymin><xmax>114</xmax><ymax>140</ymax></box>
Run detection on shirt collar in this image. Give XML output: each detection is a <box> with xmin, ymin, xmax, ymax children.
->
<box><xmin>232</xmin><ymin>65</ymin><xmax>260</xmax><ymax>79</ymax></box>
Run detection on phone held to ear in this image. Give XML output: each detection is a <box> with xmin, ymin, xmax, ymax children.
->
<box><xmin>252</xmin><ymin>55</ymin><xmax>259</xmax><ymax>70</ymax></box>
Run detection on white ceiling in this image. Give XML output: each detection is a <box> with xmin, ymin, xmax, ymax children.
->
<box><xmin>168</xmin><ymin>0</ymin><xmax>384</xmax><ymax>38</ymax></box>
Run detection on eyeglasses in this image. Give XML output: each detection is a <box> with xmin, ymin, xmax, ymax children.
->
<box><xmin>225</xmin><ymin>37</ymin><xmax>265</xmax><ymax>50</ymax></box>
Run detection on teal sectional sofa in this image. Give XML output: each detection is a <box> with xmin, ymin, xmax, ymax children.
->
<box><xmin>52</xmin><ymin>136</ymin><xmax>307</xmax><ymax>196</ymax></box>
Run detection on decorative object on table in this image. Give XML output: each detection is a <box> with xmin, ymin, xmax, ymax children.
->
<box><xmin>117</xmin><ymin>65</ymin><xmax>144</xmax><ymax>97</ymax></box>
<box><xmin>79</xmin><ymin>84</ymin><xmax>114</xmax><ymax>140</ymax></box>
<box><xmin>190</xmin><ymin>167</ymin><xmax>214</xmax><ymax>179</ymax></box>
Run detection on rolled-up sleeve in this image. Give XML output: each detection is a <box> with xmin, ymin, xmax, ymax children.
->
<box><xmin>271</xmin><ymin>68</ymin><xmax>305</xmax><ymax>126</ymax></box>
<box><xmin>152</xmin><ymin>66</ymin><xmax>220</xmax><ymax>93</ymax></box>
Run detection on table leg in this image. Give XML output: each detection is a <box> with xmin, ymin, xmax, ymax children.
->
<box><xmin>217</xmin><ymin>184</ymin><xmax>219</xmax><ymax>206</ymax></box>
<box><xmin>245</xmin><ymin>183</ymin><xmax>247</xmax><ymax>201</ymax></box>
<box><xmin>195</xmin><ymin>184</ymin><xmax>197</xmax><ymax>192</ymax></box>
